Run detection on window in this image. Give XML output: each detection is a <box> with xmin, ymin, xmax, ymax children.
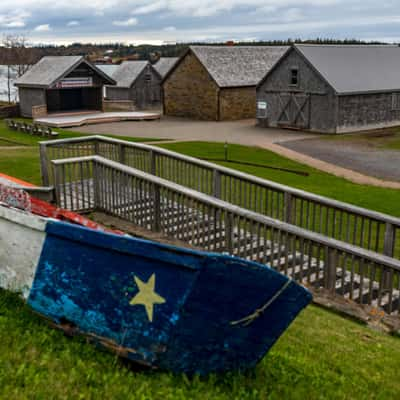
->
<box><xmin>145</xmin><ymin>73</ymin><xmax>152</xmax><ymax>82</ymax></box>
<box><xmin>392</xmin><ymin>93</ymin><xmax>400</xmax><ymax>110</ymax></box>
<box><xmin>290</xmin><ymin>68</ymin><xmax>299</xmax><ymax>86</ymax></box>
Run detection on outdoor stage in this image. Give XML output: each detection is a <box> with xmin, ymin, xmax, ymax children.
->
<box><xmin>34</xmin><ymin>111</ymin><xmax>161</xmax><ymax>128</ymax></box>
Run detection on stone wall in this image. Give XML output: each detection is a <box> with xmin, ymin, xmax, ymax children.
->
<box><xmin>337</xmin><ymin>93</ymin><xmax>400</xmax><ymax>132</ymax></box>
<box><xmin>163</xmin><ymin>51</ymin><xmax>219</xmax><ymax>120</ymax></box>
<box><xmin>219</xmin><ymin>87</ymin><xmax>256</xmax><ymax>120</ymax></box>
<box><xmin>257</xmin><ymin>48</ymin><xmax>338</xmax><ymax>133</ymax></box>
<box><xmin>18</xmin><ymin>87</ymin><xmax>46</xmax><ymax>118</ymax></box>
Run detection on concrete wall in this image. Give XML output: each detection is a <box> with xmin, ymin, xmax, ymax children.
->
<box><xmin>18</xmin><ymin>87</ymin><xmax>46</xmax><ymax>118</ymax></box>
<box><xmin>219</xmin><ymin>87</ymin><xmax>256</xmax><ymax>120</ymax></box>
<box><xmin>163</xmin><ymin>51</ymin><xmax>219</xmax><ymax>120</ymax></box>
<box><xmin>257</xmin><ymin>48</ymin><xmax>338</xmax><ymax>133</ymax></box>
<box><xmin>107</xmin><ymin>64</ymin><xmax>161</xmax><ymax>110</ymax></box>
<box><xmin>337</xmin><ymin>93</ymin><xmax>400</xmax><ymax>133</ymax></box>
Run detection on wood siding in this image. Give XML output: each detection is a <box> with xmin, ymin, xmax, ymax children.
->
<box><xmin>19</xmin><ymin>87</ymin><xmax>46</xmax><ymax>118</ymax></box>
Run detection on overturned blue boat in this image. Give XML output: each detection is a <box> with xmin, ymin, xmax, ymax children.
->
<box><xmin>0</xmin><ymin>201</ymin><xmax>311</xmax><ymax>374</ymax></box>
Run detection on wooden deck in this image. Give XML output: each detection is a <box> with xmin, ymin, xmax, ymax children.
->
<box><xmin>35</xmin><ymin>111</ymin><xmax>161</xmax><ymax>128</ymax></box>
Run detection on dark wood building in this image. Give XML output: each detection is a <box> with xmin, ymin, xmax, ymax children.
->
<box><xmin>257</xmin><ymin>44</ymin><xmax>400</xmax><ymax>133</ymax></box>
<box><xmin>15</xmin><ymin>56</ymin><xmax>115</xmax><ymax>118</ymax></box>
<box><xmin>162</xmin><ymin>45</ymin><xmax>288</xmax><ymax>121</ymax></box>
<box><xmin>105</xmin><ymin>61</ymin><xmax>162</xmax><ymax>109</ymax></box>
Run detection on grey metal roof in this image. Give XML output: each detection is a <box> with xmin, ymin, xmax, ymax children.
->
<box><xmin>153</xmin><ymin>57</ymin><xmax>179</xmax><ymax>78</ymax></box>
<box><xmin>95</xmin><ymin>64</ymin><xmax>119</xmax><ymax>78</ymax></box>
<box><xmin>295</xmin><ymin>44</ymin><xmax>400</xmax><ymax>94</ymax></box>
<box><xmin>15</xmin><ymin>56</ymin><xmax>115</xmax><ymax>88</ymax></box>
<box><xmin>190</xmin><ymin>45</ymin><xmax>289</xmax><ymax>88</ymax></box>
<box><xmin>111</xmin><ymin>61</ymin><xmax>149</xmax><ymax>88</ymax></box>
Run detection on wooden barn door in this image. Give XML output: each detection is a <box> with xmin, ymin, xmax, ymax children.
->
<box><xmin>277</xmin><ymin>93</ymin><xmax>310</xmax><ymax>129</ymax></box>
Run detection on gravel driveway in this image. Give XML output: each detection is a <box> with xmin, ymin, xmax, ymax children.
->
<box><xmin>281</xmin><ymin>138</ymin><xmax>400</xmax><ymax>182</ymax></box>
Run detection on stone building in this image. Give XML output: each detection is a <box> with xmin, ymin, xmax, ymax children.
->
<box><xmin>105</xmin><ymin>61</ymin><xmax>162</xmax><ymax>109</ymax></box>
<box><xmin>257</xmin><ymin>44</ymin><xmax>400</xmax><ymax>133</ymax></box>
<box><xmin>162</xmin><ymin>46</ymin><xmax>288</xmax><ymax>121</ymax></box>
<box><xmin>15</xmin><ymin>56</ymin><xmax>115</xmax><ymax>118</ymax></box>
<box><xmin>153</xmin><ymin>57</ymin><xmax>179</xmax><ymax>79</ymax></box>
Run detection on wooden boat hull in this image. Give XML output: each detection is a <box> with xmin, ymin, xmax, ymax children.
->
<box><xmin>0</xmin><ymin>176</ymin><xmax>312</xmax><ymax>374</ymax></box>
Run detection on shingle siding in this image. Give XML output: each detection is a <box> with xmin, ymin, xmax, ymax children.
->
<box><xmin>257</xmin><ymin>48</ymin><xmax>338</xmax><ymax>133</ymax></box>
<box><xmin>19</xmin><ymin>87</ymin><xmax>46</xmax><ymax>118</ymax></box>
<box><xmin>337</xmin><ymin>93</ymin><xmax>400</xmax><ymax>133</ymax></box>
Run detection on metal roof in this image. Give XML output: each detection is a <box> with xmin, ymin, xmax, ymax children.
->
<box><xmin>190</xmin><ymin>45</ymin><xmax>289</xmax><ymax>88</ymax></box>
<box><xmin>111</xmin><ymin>61</ymin><xmax>149</xmax><ymax>88</ymax></box>
<box><xmin>95</xmin><ymin>64</ymin><xmax>119</xmax><ymax>78</ymax></box>
<box><xmin>15</xmin><ymin>56</ymin><xmax>115</xmax><ymax>88</ymax></box>
<box><xmin>294</xmin><ymin>44</ymin><xmax>400</xmax><ymax>94</ymax></box>
<box><xmin>153</xmin><ymin>57</ymin><xmax>179</xmax><ymax>78</ymax></box>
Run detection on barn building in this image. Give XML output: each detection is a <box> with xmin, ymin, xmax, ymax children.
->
<box><xmin>105</xmin><ymin>61</ymin><xmax>162</xmax><ymax>110</ymax></box>
<box><xmin>15</xmin><ymin>56</ymin><xmax>115</xmax><ymax>118</ymax></box>
<box><xmin>153</xmin><ymin>57</ymin><xmax>179</xmax><ymax>79</ymax></box>
<box><xmin>162</xmin><ymin>46</ymin><xmax>288</xmax><ymax>121</ymax></box>
<box><xmin>257</xmin><ymin>44</ymin><xmax>400</xmax><ymax>133</ymax></box>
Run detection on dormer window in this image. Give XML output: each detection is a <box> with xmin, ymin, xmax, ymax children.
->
<box><xmin>290</xmin><ymin>68</ymin><xmax>299</xmax><ymax>86</ymax></box>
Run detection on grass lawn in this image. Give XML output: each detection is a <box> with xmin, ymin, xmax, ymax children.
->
<box><xmin>1</xmin><ymin>123</ymin><xmax>400</xmax><ymax>398</ymax></box>
<box><xmin>1</xmin><ymin>290</ymin><xmax>399</xmax><ymax>400</ymax></box>
<box><xmin>160</xmin><ymin>141</ymin><xmax>400</xmax><ymax>217</ymax></box>
<box><xmin>0</xmin><ymin>119</ymin><xmax>163</xmax><ymax>146</ymax></box>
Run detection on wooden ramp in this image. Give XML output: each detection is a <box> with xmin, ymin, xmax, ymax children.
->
<box><xmin>35</xmin><ymin>111</ymin><xmax>161</xmax><ymax>128</ymax></box>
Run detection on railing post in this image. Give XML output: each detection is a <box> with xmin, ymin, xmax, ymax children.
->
<box><xmin>152</xmin><ymin>183</ymin><xmax>161</xmax><ymax>232</ymax></box>
<box><xmin>93</xmin><ymin>160</ymin><xmax>100</xmax><ymax>210</ymax></box>
<box><xmin>39</xmin><ymin>143</ymin><xmax>50</xmax><ymax>186</ymax></box>
<box><xmin>149</xmin><ymin>150</ymin><xmax>156</xmax><ymax>175</ymax></box>
<box><xmin>118</xmin><ymin>144</ymin><xmax>126</xmax><ymax>165</ymax></box>
<box><xmin>324</xmin><ymin>247</ymin><xmax>338</xmax><ymax>292</ymax></box>
<box><xmin>383</xmin><ymin>223</ymin><xmax>395</xmax><ymax>288</ymax></box>
<box><xmin>94</xmin><ymin>139</ymin><xmax>99</xmax><ymax>156</ymax></box>
<box><xmin>52</xmin><ymin>162</ymin><xmax>61</xmax><ymax>206</ymax></box>
<box><xmin>213</xmin><ymin>169</ymin><xmax>221</xmax><ymax>199</ymax></box>
<box><xmin>225</xmin><ymin>212</ymin><xmax>233</xmax><ymax>254</ymax></box>
<box><xmin>284</xmin><ymin>192</ymin><xmax>293</xmax><ymax>224</ymax></box>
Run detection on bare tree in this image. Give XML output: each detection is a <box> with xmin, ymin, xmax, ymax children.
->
<box><xmin>2</xmin><ymin>34</ymin><xmax>35</xmax><ymax>103</ymax></box>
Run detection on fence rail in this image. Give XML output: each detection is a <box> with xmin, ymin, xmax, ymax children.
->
<box><xmin>41</xmin><ymin>135</ymin><xmax>400</xmax><ymax>260</ymax></box>
<box><xmin>51</xmin><ymin>155</ymin><xmax>400</xmax><ymax>315</ymax></box>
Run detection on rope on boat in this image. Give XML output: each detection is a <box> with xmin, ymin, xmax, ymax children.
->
<box><xmin>230</xmin><ymin>279</ymin><xmax>293</xmax><ymax>327</ymax></box>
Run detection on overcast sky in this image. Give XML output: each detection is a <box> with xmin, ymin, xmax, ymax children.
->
<box><xmin>1</xmin><ymin>0</ymin><xmax>400</xmax><ymax>45</ymax></box>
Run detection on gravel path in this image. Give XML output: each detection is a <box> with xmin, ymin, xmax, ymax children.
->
<box><xmin>281</xmin><ymin>138</ymin><xmax>400</xmax><ymax>183</ymax></box>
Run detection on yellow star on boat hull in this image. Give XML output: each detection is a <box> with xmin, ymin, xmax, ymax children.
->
<box><xmin>129</xmin><ymin>273</ymin><xmax>166</xmax><ymax>322</ymax></box>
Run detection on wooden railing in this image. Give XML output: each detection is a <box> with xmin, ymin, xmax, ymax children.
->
<box><xmin>51</xmin><ymin>155</ymin><xmax>400</xmax><ymax>315</ymax></box>
<box><xmin>41</xmin><ymin>135</ymin><xmax>400</xmax><ymax>260</ymax></box>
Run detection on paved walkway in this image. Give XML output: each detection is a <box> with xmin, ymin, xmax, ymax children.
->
<box><xmin>71</xmin><ymin>117</ymin><xmax>400</xmax><ymax>189</ymax></box>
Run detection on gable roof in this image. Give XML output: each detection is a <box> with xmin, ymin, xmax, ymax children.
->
<box><xmin>153</xmin><ymin>57</ymin><xmax>179</xmax><ymax>78</ymax></box>
<box><xmin>188</xmin><ymin>45</ymin><xmax>289</xmax><ymax>88</ymax></box>
<box><xmin>294</xmin><ymin>44</ymin><xmax>400</xmax><ymax>95</ymax></box>
<box><xmin>95</xmin><ymin>64</ymin><xmax>119</xmax><ymax>78</ymax></box>
<box><xmin>15</xmin><ymin>56</ymin><xmax>115</xmax><ymax>88</ymax></box>
<box><xmin>111</xmin><ymin>61</ymin><xmax>149</xmax><ymax>88</ymax></box>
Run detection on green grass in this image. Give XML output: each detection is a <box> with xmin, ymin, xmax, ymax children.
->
<box><xmin>0</xmin><ymin>119</ymin><xmax>163</xmax><ymax>146</ymax></box>
<box><xmin>159</xmin><ymin>141</ymin><xmax>400</xmax><ymax>218</ymax></box>
<box><xmin>1</xmin><ymin>290</ymin><xmax>399</xmax><ymax>400</ymax></box>
<box><xmin>1</xmin><ymin>128</ymin><xmax>400</xmax><ymax>398</ymax></box>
